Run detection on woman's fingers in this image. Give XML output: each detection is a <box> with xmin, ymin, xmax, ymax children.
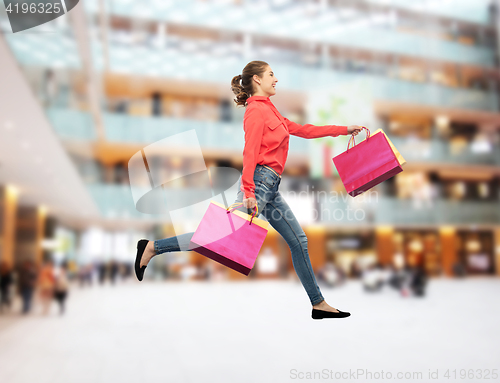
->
<box><xmin>243</xmin><ymin>198</ymin><xmax>256</xmax><ymax>209</ymax></box>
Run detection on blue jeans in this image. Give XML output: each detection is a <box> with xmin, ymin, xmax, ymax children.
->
<box><xmin>20</xmin><ymin>287</ymin><xmax>34</xmax><ymax>314</ymax></box>
<box><xmin>154</xmin><ymin>164</ymin><xmax>325</xmax><ymax>306</ymax></box>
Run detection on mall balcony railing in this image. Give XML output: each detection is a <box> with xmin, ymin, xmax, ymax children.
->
<box><xmin>47</xmin><ymin>108</ymin><xmax>500</xmax><ymax>166</ymax></box>
<box><xmin>102</xmin><ymin>47</ymin><xmax>500</xmax><ymax>112</ymax></box>
<box><xmin>4</xmin><ymin>30</ymin><xmax>497</xmax><ymax>113</ymax></box>
<box><xmin>389</xmin><ymin>137</ymin><xmax>500</xmax><ymax>166</ymax></box>
<box><xmin>46</xmin><ymin>108</ymin><xmax>308</xmax><ymax>153</ymax></box>
<box><xmin>82</xmin><ymin>0</ymin><xmax>496</xmax><ymax>67</ymax></box>
<box><xmin>364</xmin><ymin>0</ymin><xmax>493</xmax><ymax>26</ymax></box>
<box><xmin>87</xmin><ymin>183</ymin><xmax>500</xmax><ymax>225</ymax></box>
<box><xmin>317</xmin><ymin>194</ymin><xmax>500</xmax><ymax>226</ymax></box>
<box><xmin>100</xmin><ymin>46</ymin><xmax>497</xmax><ymax>101</ymax></box>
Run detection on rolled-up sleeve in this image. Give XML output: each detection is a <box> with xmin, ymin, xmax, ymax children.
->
<box><xmin>285</xmin><ymin>116</ymin><xmax>348</xmax><ymax>139</ymax></box>
<box><xmin>241</xmin><ymin>107</ymin><xmax>265</xmax><ymax>200</ymax></box>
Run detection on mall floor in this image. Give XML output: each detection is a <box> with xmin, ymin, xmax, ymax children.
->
<box><xmin>0</xmin><ymin>276</ymin><xmax>499</xmax><ymax>383</ymax></box>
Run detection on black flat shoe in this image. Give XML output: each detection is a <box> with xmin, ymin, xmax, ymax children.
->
<box><xmin>134</xmin><ymin>239</ymin><xmax>149</xmax><ymax>281</ymax></box>
<box><xmin>312</xmin><ymin>308</ymin><xmax>351</xmax><ymax>320</ymax></box>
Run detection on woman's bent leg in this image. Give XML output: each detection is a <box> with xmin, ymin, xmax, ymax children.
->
<box><xmin>153</xmin><ymin>177</ymin><xmax>247</xmax><ymax>257</ymax></box>
<box><xmin>152</xmin><ymin>172</ymin><xmax>268</xmax><ymax>257</ymax></box>
<box><xmin>262</xmin><ymin>192</ymin><xmax>325</xmax><ymax>306</ymax></box>
<box><xmin>154</xmin><ymin>232</ymin><xmax>196</xmax><ymax>255</ymax></box>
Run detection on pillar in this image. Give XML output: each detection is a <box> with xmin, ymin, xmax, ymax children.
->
<box><xmin>376</xmin><ymin>226</ymin><xmax>394</xmax><ymax>265</ymax></box>
<box><xmin>15</xmin><ymin>205</ymin><xmax>46</xmax><ymax>266</ymax></box>
<box><xmin>494</xmin><ymin>228</ymin><xmax>500</xmax><ymax>276</ymax></box>
<box><xmin>0</xmin><ymin>185</ymin><xmax>19</xmax><ymax>269</ymax></box>
<box><xmin>303</xmin><ymin>225</ymin><xmax>326</xmax><ymax>271</ymax></box>
<box><xmin>439</xmin><ymin>226</ymin><xmax>457</xmax><ymax>277</ymax></box>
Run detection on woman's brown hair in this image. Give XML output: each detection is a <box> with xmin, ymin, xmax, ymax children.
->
<box><xmin>230</xmin><ymin>60</ymin><xmax>269</xmax><ymax>107</ymax></box>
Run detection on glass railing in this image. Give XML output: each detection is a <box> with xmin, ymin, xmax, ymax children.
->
<box><xmin>4</xmin><ymin>31</ymin><xmax>497</xmax><ymax>113</ymax></box>
<box><xmin>390</xmin><ymin>137</ymin><xmax>500</xmax><ymax>165</ymax></box>
<box><xmin>87</xmin><ymin>183</ymin><xmax>500</xmax><ymax>224</ymax></box>
<box><xmin>3</xmin><ymin>30</ymin><xmax>81</xmax><ymax>68</ymax></box>
<box><xmin>87</xmin><ymin>183</ymin><xmax>142</xmax><ymax>219</ymax></box>
<box><xmin>46</xmin><ymin>108</ymin><xmax>500</xmax><ymax>166</ymax></box>
<box><xmin>47</xmin><ymin>108</ymin><xmax>95</xmax><ymax>140</ymax></box>
<box><xmin>317</xmin><ymin>195</ymin><xmax>500</xmax><ymax>225</ymax></box>
<box><xmin>46</xmin><ymin>108</ymin><xmax>308</xmax><ymax>153</ymax></box>
<box><xmin>98</xmin><ymin>48</ymin><xmax>500</xmax><ymax>112</ymax></box>
<box><xmin>82</xmin><ymin>0</ymin><xmax>496</xmax><ymax>67</ymax></box>
<box><xmin>374</xmin><ymin>197</ymin><xmax>500</xmax><ymax>225</ymax></box>
<box><xmin>370</xmin><ymin>77</ymin><xmax>498</xmax><ymax>112</ymax></box>
<box><xmin>366</xmin><ymin>0</ymin><xmax>493</xmax><ymax>25</ymax></box>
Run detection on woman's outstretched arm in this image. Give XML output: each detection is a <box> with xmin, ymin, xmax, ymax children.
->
<box><xmin>284</xmin><ymin>116</ymin><xmax>348</xmax><ymax>139</ymax></box>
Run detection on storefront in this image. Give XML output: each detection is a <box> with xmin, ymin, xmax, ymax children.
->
<box><xmin>456</xmin><ymin>230</ymin><xmax>495</xmax><ymax>275</ymax></box>
<box><xmin>393</xmin><ymin>229</ymin><xmax>441</xmax><ymax>276</ymax></box>
<box><xmin>326</xmin><ymin>229</ymin><xmax>375</xmax><ymax>278</ymax></box>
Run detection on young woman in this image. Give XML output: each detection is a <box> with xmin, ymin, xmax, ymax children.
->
<box><xmin>37</xmin><ymin>259</ymin><xmax>55</xmax><ymax>316</ymax></box>
<box><xmin>135</xmin><ymin>61</ymin><xmax>362</xmax><ymax>319</ymax></box>
<box><xmin>53</xmin><ymin>262</ymin><xmax>69</xmax><ymax>315</ymax></box>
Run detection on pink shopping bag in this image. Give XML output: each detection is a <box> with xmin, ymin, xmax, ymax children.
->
<box><xmin>189</xmin><ymin>201</ymin><xmax>269</xmax><ymax>276</ymax></box>
<box><xmin>332</xmin><ymin>127</ymin><xmax>403</xmax><ymax>197</ymax></box>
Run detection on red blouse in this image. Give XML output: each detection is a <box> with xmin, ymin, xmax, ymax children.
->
<box><xmin>241</xmin><ymin>95</ymin><xmax>349</xmax><ymax>200</ymax></box>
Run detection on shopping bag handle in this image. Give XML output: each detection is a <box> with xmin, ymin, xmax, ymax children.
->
<box><xmin>226</xmin><ymin>202</ymin><xmax>259</xmax><ymax>225</ymax></box>
<box><xmin>347</xmin><ymin>126</ymin><xmax>370</xmax><ymax>152</ymax></box>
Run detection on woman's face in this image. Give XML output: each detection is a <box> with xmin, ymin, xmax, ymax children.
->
<box><xmin>253</xmin><ymin>66</ymin><xmax>278</xmax><ymax>97</ymax></box>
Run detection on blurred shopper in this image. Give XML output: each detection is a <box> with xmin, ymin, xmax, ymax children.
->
<box><xmin>399</xmin><ymin>265</ymin><xmax>414</xmax><ymax>297</ymax></box>
<box><xmin>38</xmin><ymin>259</ymin><xmax>56</xmax><ymax>315</ymax></box>
<box><xmin>41</xmin><ymin>69</ymin><xmax>59</xmax><ymax>107</ymax></box>
<box><xmin>362</xmin><ymin>263</ymin><xmax>384</xmax><ymax>292</ymax></box>
<box><xmin>134</xmin><ymin>61</ymin><xmax>363</xmax><ymax>320</ymax></box>
<box><xmin>78</xmin><ymin>263</ymin><xmax>94</xmax><ymax>287</ymax></box>
<box><xmin>388</xmin><ymin>264</ymin><xmax>405</xmax><ymax>291</ymax></box>
<box><xmin>54</xmin><ymin>262</ymin><xmax>69</xmax><ymax>315</ymax></box>
<box><xmin>350</xmin><ymin>260</ymin><xmax>363</xmax><ymax>279</ymax></box>
<box><xmin>318</xmin><ymin>261</ymin><xmax>345</xmax><ymax>288</ymax></box>
<box><xmin>97</xmin><ymin>261</ymin><xmax>107</xmax><ymax>285</ymax></box>
<box><xmin>18</xmin><ymin>260</ymin><xmax>38</xmax><ymax>315</ymax></box>
<box><xmin>409</xmin><ymin>265</ymin><xmax>427</xmax><ymax>297</ymax></box>
<box><xmin>109</xmin><ymin>260</ymin><xmax>119</xmax><ymax>285</ymax></box>
<box><xmin>0</xmin><ymin>261</ymin><xmax>14</xmax><ymax>313</ymax></box>
<box><xmin>152</xmin><ymin>92</ymin><xmax>162</xmax><ymax>116</ymax></box>
<box><xmin>452</xmin><ymin>261</ymin><xmax>467</xmax><ymax>277</ymax></box>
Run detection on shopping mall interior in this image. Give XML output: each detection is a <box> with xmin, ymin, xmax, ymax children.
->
<box><xmin>2</xmin><ymin>0</ymin><xmax>500</xmax><ymax>282</ymax></box>
<box><xmin>1</xmin><ymin>1</ymin><xmax>500</xmax><ymax>381</ymax></box>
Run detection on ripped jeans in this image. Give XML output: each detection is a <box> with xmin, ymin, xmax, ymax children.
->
<box><xmin>153</xmin><ymin>164</ymin><xmax>325</xmax><ymax>306</ymax></box>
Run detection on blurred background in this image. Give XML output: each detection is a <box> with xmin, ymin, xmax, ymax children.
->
<box><xmin>1</xmin><ymin>1</ymin><xmax>500</xmax><ymax>382</ymax></box>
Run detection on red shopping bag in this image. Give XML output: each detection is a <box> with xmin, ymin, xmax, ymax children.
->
<box><xmin>189</xmin><ymin>201</ymin><xmax>269</xmax><ymax>276</ymax></box>
<box><xmin>332</xmin><ymin>127</ymin><xmax>403</xmax><ymax>197</ymax></box>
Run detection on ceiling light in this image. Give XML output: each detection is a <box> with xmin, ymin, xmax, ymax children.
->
<box><xmin>6</xmin><ymin>184</ymin><xmax>19</xmax><ymax>197</ymax></box>
<box><xmin>39</xmin><ymin>205</ymin><xmax>48</xmax><ymax>215</ymax></box>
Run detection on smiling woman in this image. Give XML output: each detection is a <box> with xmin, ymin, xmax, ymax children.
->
<box><xmin>135</xmin><ymin>60</ymin><xmax>362</xmax><ymax>320</ymax></box>
<box><xmin>230</xmin><ymin>60</ymin><xmax>275</xmax><ymax>107</ymax></box>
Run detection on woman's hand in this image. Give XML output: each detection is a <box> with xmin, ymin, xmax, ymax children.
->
<box><xmin>243</xmin><ymin>197</ymin><xmax>257</xmax><ymax>209</ymax></box>
<box><xmin>347</xmin><ymin>125</ymin><xmax>363</xmax><ymax>136</ymax></box>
